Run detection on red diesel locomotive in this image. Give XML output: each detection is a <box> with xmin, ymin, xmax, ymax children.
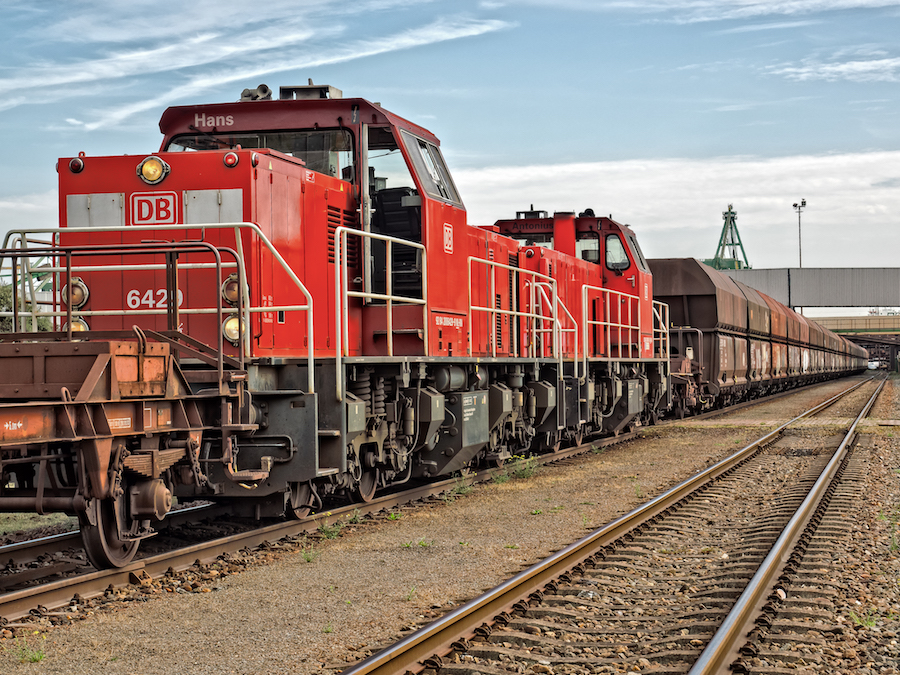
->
<box><xmin>0</xmin><ymin>84</ymin><xmax>670</xmax><ymax>568</ymax></box>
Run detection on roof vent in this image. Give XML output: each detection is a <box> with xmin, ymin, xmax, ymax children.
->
<box><xmin>280</xmin><ymin>80</ymin><xmax>342</xmax><ymax>100</ymax></box>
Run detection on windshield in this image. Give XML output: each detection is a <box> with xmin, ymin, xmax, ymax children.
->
<box><xmin>605</xmin><ymin>234</ymin><xmax>631</xmax><ymax>271</ymax></box>
<box><xmin>167</xmin><ymin>129</ymin><xmax>355</xmax><ymax>181</ymax></box>
<box><xmin>400</xmin><ymin>130</ymin><xmax>462</xmax><ymax>205</ymax></box>
<box><xmin>625</xmin><ymin>233</ymin><xmax>649</xmax><ymax>272</ymax></box>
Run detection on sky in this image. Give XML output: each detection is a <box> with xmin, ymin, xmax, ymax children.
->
<box><xmin>1</xmin><ymin>0</ymin><xmax>899</xmax><ymax>301</ymax></box>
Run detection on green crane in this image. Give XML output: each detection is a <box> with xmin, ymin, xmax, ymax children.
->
<box><xmin>703</xmin><ymin>204</ymin><xmax>750</xmax><ymax>270</ymax></box>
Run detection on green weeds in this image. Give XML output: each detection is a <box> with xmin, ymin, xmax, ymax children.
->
<box><xmin>848</xmin><ymin>608</ymin><xmax>878</xmax><ymax>628</ymax></box>
<box><xmin>3</xmin><ymin>633</ymin><xmax>46</xmax><ymax>663</ymax></box>
<box><xmin>317</xmin><ymin>519</ymin><xmax>343</xmax><ymax>539</ymax></box>
<box><xmin>878</xmin><ymin>507</ymin><xmax>900</xmax><ymax>551</ymax></box>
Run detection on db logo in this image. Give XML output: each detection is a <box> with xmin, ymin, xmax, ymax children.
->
<box><xmin>131</xmin><ymin>192</ymin><xmax>178</xmax><ymax>225</ymax></box>
<box><xmin>443</xmin><ymin>223</ymin><xmax>453</xmax><ymax>254</ymax></box>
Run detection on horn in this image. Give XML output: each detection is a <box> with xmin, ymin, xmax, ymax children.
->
<box><xmin>240</xmin><ymin>84</ymin><xmax>272</xmax><ymax>102</ymax></box>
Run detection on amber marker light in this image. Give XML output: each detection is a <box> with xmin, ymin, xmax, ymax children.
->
<box><xmin>61</xmin><ymin>277</ymin><xmax>90</xmax><ymax>308</ymax></box>
<box><xmin>64</xmin><ymin>318</ymin><xmax>90</xmax><ymax>332</ymax></box>
<box><xmin>137</xmin><ymin>156</ymin><xmax>170</xmax><ymax>184</ymax></box>
<box><xmin>222</xmin><ymin>315</ymin><xmax>244</xmax><ymax>344</ymax></box>
<box><xmin>221</xmin><ymin>273</ymin><xmax>241</xmax><ymax>305</ymax></box>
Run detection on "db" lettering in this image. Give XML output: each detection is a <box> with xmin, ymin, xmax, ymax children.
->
<box><xmin>131</xmin><ymin>192</ymin><xmax>177</xmax><ymax>225</ymax></box>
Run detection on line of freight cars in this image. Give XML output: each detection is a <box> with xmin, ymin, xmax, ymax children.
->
<box><xmin>0</xmin><ymin>82</ymin><xmax>865</xmax><ymax>570</ymax></box>
<box><xmin>649</xmin><ymin>257</ymin><xmax>868</xmax><ymax>418</ymax></box>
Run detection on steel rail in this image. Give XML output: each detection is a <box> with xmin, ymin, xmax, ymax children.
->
<box><xmin>688</xmin><ymin>374</ymin><xmax>886</xmax><ymax>674</ymax></box>
<box><xmin>0</xmin><ymin>503</ymin><xmax>220</xmax><ymax>567</ymax></box>
<box><xmin>338</xmin><ymin>376</ymin><xmax>873</xmax><ymax>675</ymax></box>
<box><xmin>0</xmin><ymin>468</ymin><xmax>507</xmax><ymax>623</ymax></box>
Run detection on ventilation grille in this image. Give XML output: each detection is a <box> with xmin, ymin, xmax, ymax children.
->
<box><xmin>327</xmin><ymin>206</ymin><xmax>360</xmax><ymax>266</ymax></box>
<box><xmin>495</xmin><ymin>293</ymin><xmax>503</xmax><ymax>352</ymax></box>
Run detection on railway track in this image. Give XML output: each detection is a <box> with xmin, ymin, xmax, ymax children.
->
<box><xmin>0</xmin><ymin>377</ymin><xmax>872</xmax><ymax>633</ymax></box>
<box><xmin>0</xmin><ymin>420</ymin><xmax>645</xmax><ymax>627</ymax></box>
<box><xmin>337</xmin><ymin>375</ymin><xmax>883</xmax><ymax>675</ymax></box>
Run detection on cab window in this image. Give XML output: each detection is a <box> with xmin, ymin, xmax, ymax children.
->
<box><xmin>167</xmin><ymin>129</ymin><xmax>355</xmax><ymax>181</ymax></box>
<box><xmin>625</xmin><ymin>233</ymin><xmax>649</xmax><ymax>272</ymax></box>
<box><xmin>605</xmin><ymin>234</ymin><xmax>630</xmax><ymax>271</ymax></box>
<box><xmin>400</xmin><ymin>130</ymin><xmax>462</xmax><ymax>205</ymax></box>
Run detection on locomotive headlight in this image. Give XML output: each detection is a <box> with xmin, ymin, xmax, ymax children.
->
<box><xmin>222</xmin><ymin>314</ymin><xmax>244</xmax><ymax>344</ymax></box>
<box><xmin>221</xmin><ymin>273</ymin><xmax>241</xmax><ymax>305</ymax></box>
<box><xmin>137</xmin><ymin>156</ymin><xmax>170</xmax><ymax>184</ymax></box>
<box><xmin>61</xmin><ymin>277</ymin><xmax>90</xmax><ymax>308</ymax></box>
<box><xmin>64</xmin><ymin>317</ymin><xmax>90</xmax><ymax>332</ymax></box>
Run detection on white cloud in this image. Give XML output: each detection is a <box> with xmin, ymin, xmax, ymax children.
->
<box><xmin>713</xmin><ymin>19</ymin><xmax>822</xmax><ymax>32</ymax></box>
<box><xmin>2</xmin><ymin>10</ymin><xmax>511</xmax><ymax>130</ymax></box>
<box><xmin>0</xmin><ymin>26</ymin><xmax>324</xmax><ymax>93</ymax></box>
<box><xmin>482</xmin><ymin>0</ymin><xmax>900</xmax><ymax>22</ymax></box>
<box><xmin>0</xmin><ymin>191</ymin><xmax>58</xmax><ymax>243</ymax></box>
<box><xmin>454</xmin><ymin>151</ymin><xmax>900</xmax><ymax>268</ymax></box>
<box><xmin>771</xmin><ymin>55</ymin><xmax>900</xmax><ymax>81</ymax></box>
<box><xmin>80</xmin><ymin>17</ymin><xmax>513</xmax><ymax>131</ymax></box>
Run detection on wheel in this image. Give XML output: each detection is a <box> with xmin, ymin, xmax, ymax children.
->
<box><xmin>539</xmin><ymin>431</ymin><xmax>561</xmax><ymax>453</ymax></box>
<box><xmin>78</xmin><ymin>496</ymin><xmax>140</xmax><ymax>569</ymax></box>
<box><xmin>353</xmin><ymin>468</ymin><xmax>378</xmax><ymax>503</ymax></box>
<box><xmin>287</xmin><ymin>482</ymin><xmax>314</xmax><ymax>520</ymax></box>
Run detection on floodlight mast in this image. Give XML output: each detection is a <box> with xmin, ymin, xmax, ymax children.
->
<box><xmin>793</xmin><ymin>199</ymin><xmax>806</xmax><ymax>268</ymax></box>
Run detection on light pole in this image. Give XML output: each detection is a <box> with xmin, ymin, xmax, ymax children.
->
<box><xmin>792</xmin><ymin>198</ymin><xmax>806</xmax><ymax>267</ymax></box>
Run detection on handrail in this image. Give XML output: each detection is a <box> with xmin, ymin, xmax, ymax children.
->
<box><xmin>652</xmin><ymin>300</ymin><xmax>670</xmax><ymax>360</ymax></box>
<box><xmin>1</xmin><ymin>222</ymin><xmax>315</xmax><ymax>393</ymax></box>
<box><xmin>581</xmin><ymin>284</ymin><xmax>642</xmax><ymax>374</ymax></box>
<box><xmin>532</xmin><ymin>280</ymin><xmax>579</xmax><ymax>381</ymax></box>
<box><xmin>334</xmin><ymin>227</ymin><xmax>428</xmax><ymax>402</ymax></box>
<box><xmin>1</xmin><ymin>240</ymin><xmax>235</xmax><ymax>382</ymax></box>
<box><xmin>467</xmin><ymin>257</ymin><xmax>560</xmax><ymax>359</ymax></box>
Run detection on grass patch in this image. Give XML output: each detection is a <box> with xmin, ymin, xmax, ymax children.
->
<box><xmin>3</xmin><ymin>633</ymin><xmax>46</xmax><ymax>663</ymax></box>
<box><xmin>0</xmin><ymin>512</ymin><xmax>77</xmax><ymax>536</ymax></box>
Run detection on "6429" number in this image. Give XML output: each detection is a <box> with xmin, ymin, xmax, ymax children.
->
<box><xmin>126</xmin><ymin>288</ymin><xmax>184</xmax><ymax>310</ymax></box>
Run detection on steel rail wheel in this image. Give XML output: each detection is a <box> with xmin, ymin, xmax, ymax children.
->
<box><xmin>287</xmin><ymin>482</ymin><xmax>314</xmax><ymax>520</ymax></box>
<box><xmin>78</xmin><ymin>496</ymin><xmax>140</xmax><ymax>569</ymax></box>
<box><xmin>354</xmin><ymin>468</ymin><xmax>378</xmax><ymax>503</ymax></box>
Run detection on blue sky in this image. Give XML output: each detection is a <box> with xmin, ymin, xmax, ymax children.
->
<box><xmin>2</xmin><ymin>0</ymin><xmax>899</xmax><ymax>284</ymax></box>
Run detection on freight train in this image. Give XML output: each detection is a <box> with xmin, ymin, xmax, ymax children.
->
<box><xmin>650</xmin><ymin>258</ymin><xmax>867</xmax><ymax>417</ymax></box>
<box><xmin>0</xmin><ymin>83</ymin><xmax>865</xmax><ymax>569</ymax></box>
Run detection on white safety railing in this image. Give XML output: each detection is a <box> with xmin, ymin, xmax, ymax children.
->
<box><xmin>531</xmin><ymin>280</ymin><xmax>579</xmax><ymax>380</ymax></box>
<box><xmin>1</xmin><ymin>223</ymin><xmax>316</xmax><ymax>393</ymax></box>
<box><xmin>467</xmin><ymin>258</ymin><xmax>560</xmax><ymax>357</ymax></box>
<box><xmin>581</xmin><ymin>284</ymin><xmax>642</xmax><ymax>372</ymax></box>
<box><xmin>334</xmin><ymin>227</ymin><xmax>427</xmax><ymax>401</ymax></box>
<box><xmin>653</xmin><ymin>300</ymin><xmax>670</xmax><ymax>360</ymax></box>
